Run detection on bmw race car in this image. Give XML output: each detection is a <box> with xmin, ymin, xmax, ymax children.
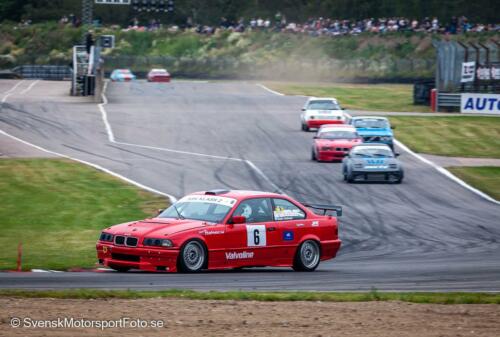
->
<box><xmin>96</xmin><ymin>190</ymin><xmax>342</xmax><ymax>273</ymax></box>
<box><xmin>301</xmin><ymin>97</ymin><xmax>347</xmax><ymax>131</ymax></box>
<box><xmin>342</xmin><ymin>143</ymin><xmax>404</xmax><ymax>183</ymax></box>
<box><xmin>349</xmin><ymin>116</ymin><xmax>394</xmax><ymax>150</ymax></box>
<box><xmin>110</xmin><ymin>69</ymin><xmax>136</xmax><ymax>82</ymax></box>
<box><xmin>147</xmin><ymin>68</ymin><xmax>171</xmax><ymax>82</ymax></box>
<box><xmin>312</xmin><ymin>125</ymin><xmax>362</xmax><ymax>162</ymax></box>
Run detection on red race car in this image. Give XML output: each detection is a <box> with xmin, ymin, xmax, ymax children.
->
<box><xmin>96</xmin><ymin>190</ymin><xmax>342</xmax><ymax>273</ymax></box>
<box><xmin>147</xmin><ymin>68</ymin><xmax>171</xmax><ymax>82</ymax></box>
<box><xmin>312</xmin><ymin>125</ymin><xmax>362</xmax><ymax>162</ymax></box>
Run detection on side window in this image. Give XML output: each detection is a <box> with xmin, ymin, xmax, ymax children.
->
<box><xmin>233</xmin><ymin>198</ymin><xmax>273</xmax><ymax>223</ymax></box>
<box><xmin>272</xmin><ymin>199</ymin><xmax>306</xmax><ymax>221</ymax></box>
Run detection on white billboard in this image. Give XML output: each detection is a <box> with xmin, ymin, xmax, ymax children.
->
<box><xmin>461</xmin><ymin>93</ymin><xmax>500</xmax><ymax>115</ymax></box>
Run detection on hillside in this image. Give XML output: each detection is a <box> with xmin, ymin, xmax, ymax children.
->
<box><xmin>0</xmin><ymin>22</ymin><xmax>497</xmax><ymax>80</ymax></box>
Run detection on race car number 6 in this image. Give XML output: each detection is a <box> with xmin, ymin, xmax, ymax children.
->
<box><xmin>246</xmin><ymin>225</ymin><xmax>266</xmax><ymax>247</ymax></box>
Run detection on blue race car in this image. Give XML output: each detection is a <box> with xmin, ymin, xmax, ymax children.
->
<box><xmin>342</xmin><ymin>143</ymin><xmax>404</xmax><ymax>183</ymax></box>
<box><xmin>349</xmin><ymin>116</ymin><xmax>394</xmax><ymax>150</ymax></box>
<box><xmin>110</xmin><ymin>69</ymin><xmax>136</xmax><ymax>82</ymax></box>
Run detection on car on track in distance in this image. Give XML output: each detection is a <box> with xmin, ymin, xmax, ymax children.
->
<box><xmin>349</xmin><ymin>116</ymin><xmax>394</xmax><ymax>150</ymax></box>
<box><xmin>301</xmin><ymin>97</ymin><xmax>347</xmax><ymax>131</ymax></box>
<box><xmin>312</xmin><ymin>125</ymin><xmax>363</xmax><ymax>162</ymax></box>
<box><xmin>96</xmin><ymin>189</ymin><xmax>342</xmax><ymax>273</ymax></box>
<box><xmin>342</xmin><ymin>143</ymin><xmax>404</xmax><ymax>183</ymax></box>
<box><xmin>110</xmin><ymin>69</ymin><xmax>136</xmax><ymax>82</ymax></box>
<box><xmin>147</xmin><ymin>68</ymin><xmax>171</xmax><ymax>82</ymax></box>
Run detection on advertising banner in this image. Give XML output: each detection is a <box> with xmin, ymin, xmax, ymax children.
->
<box><xmin>461</xmin><ymin>93</ymin><xmax>500</xmax><ymax>114</ymax></box>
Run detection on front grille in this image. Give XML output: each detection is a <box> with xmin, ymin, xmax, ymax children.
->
<box><xmin>111</xmin><ymin>253</ymin><xmax>140</xmax><ymax>262</ymax></box>
<box><xmin>126</xmin><ymin>237</ymin><xmax>138</xmax><ymax>247</ymax></box>
<box><xmin>364</xmin><ymin>136</ymin><xmax>381</xmax><ymax>142</ymax></box>
<box><xmin>114</xmin><ymin>235</ymin><xmax>138</xmax><ymax>247</ymax></box>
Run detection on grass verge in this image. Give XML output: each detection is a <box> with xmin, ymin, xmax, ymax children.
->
<box><xmin>0</xmin><ymin>289</ymin><xmax>499</xmax><ymax>304</ymax></box>
<box><xmin>0</xmin><ymin>159</ymin><xmax>169</xmax><ymax>271</ymax></box>
<box><xmin>264</xmin><ymin>82</ymin><xmax>431</xmax><ymax>112</ymax></box>
<box><xmin>389</xmin><ymin>116</ymin><xmax>500</xmax><ymax>158</ymax></box>
<box><xmin>448</xmin><ymin>167</ymin><xmax>500</xmax><ymax>201</ymax></box>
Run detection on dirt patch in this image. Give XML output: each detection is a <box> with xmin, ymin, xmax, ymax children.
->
<box><xmin>1</xmin><ymin>297</ymin><xmax>499</xmax><ymax>337</ymax></box>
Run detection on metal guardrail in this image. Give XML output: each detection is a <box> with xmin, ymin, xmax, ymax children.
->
<box><xmin>12</xmin><ymin>65</ymin><xmax>72</xmax><ymax>80</ymax></box>
<box><xmin>437</xmin><ymin>92</ymin><xmax>461</xmax><ymax>111</ymax></box>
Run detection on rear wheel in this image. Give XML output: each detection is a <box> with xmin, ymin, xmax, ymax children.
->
<box><xmin>178</xmin><ymin>240</ymin><xmax>207</xmax><ymax>273</ymax></box>
<box><xmin>293</xmin><ymin>240</ymin><xmax>321</xmax><ymax>272</ymax></box>
<box><xmin>301</xmin><ymin>123</ymin><xmax>309</xmax><ymax>131</ymax></box>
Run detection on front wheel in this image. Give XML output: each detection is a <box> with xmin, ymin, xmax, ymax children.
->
<box><xmin>311</xmin><ymin>148</ymin><xmax>317</xmax><ymax>161</ymax></box>
<box><xmin>301</xmin><ymin>123</ymin><xmax>309</xmax><ymax>131</ymax></box>
<box><xmin>178</xmin><ymin>240</ymin><xmax>207</xmax><ymax>273</ymax></box>
<box><xmin>293</xmin><ymin>240</ymin><xmax>321</xmax><ymax>272</ymax></box>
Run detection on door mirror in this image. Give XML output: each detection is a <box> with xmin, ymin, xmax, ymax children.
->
<box><xmin>391</xmin><ymin>126</ymin><xmax>396</xmax><ymax>129</ymax></box>
<box><xmin>301</xmin><ymin>108</ymin><xmax>305</xmax><ymax>111</ymax></box>
<box><xmin>395</xmin><ymin>152</ymin><xmax>401</xmax><ymax>157</ymax></box>
<box><xmin>155</xmin><ymin>209</ymin><xmax>164</xmax><ymax>216</ymax></box>
<box><xmin>313</xmin><ymin>136</ymin><xmax>318</xmax><ymax>139</ymax></box>
<box><xmin>230</xmin><ymin>215</ymin><xmax>246</xmax><ymax>224</ymax></box>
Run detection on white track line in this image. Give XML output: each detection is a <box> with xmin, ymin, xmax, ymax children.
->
<box><xmin>1</xmin><ymin>80</ymin><xmax>25</xmax><ymax>103</ymax></box>
<box><xmin>100</xmin><ymin>81</ymin><xmax>283</xmax><ymax>194</ymax></box>
<box><xmin>20</xmin><ymin>80</ymin><xmax>39</xmax><ymax>95</ymax></box>
<box><xmin>256</xmin><ymin>83</ymin><xmax>285</xmax><ymax>96</ymax></box>
<box><xmin>256</xmin><ymin>82</ymin><xmax>499</xmax><ymax>204</ymax></box>
<box><xmin>1</xmin><ymin>79</ymin><xmax>176</xmax><ymax>202</ymax></box>
<box><xmin>395</xmin><ymin>139</ymin><xmax>500</xmax><ymax>205</ymax></box>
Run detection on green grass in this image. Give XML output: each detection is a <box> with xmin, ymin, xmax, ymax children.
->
<box><xmin>448</xmin><ymin>167</ymin><xmax>500</xmax><ymax>201</ymax></box>
<box><xmin>0</xmin><ymin>159</ymin><xmax>169</xmax><ymax>271</ymax></box>
<box><xmin>389</xmin><ymin>116</ymin><xmax>500</xmax><ymax>158</ymax></box>
<box><xmin>0</xmin><ymin>289</ymin><xmax>499</xmax><ymax>304</ymax></box>
<box><xmin>264</xmin><ymin>82</ymin><xmax>431</xmax><ymax>112</ymax></box>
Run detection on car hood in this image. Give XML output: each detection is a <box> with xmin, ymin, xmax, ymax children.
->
<box><xmin>106</xmin><ymin>218</ymin><xmax>208</xmax><ymax>238</ymax></box>
<box><xmin>355</xmin><ymin>128</ymin><xmax>393</xmax><ymax>137</ymax></box>
<box><xmin>315</xmin><ymin>138</ymin><xmax>362</xmax><ymax>146</ymax></box>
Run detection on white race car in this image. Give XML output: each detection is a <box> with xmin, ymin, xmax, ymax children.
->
<box><xmin>300</xmin><ymin>97</ymin><xmax>347</xmax><ymax>131</ymax></box>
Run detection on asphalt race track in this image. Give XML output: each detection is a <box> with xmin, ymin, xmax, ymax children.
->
<box><xmin>1</xmin><ymin>79</ymin><xmax>499</xmax><ymax>291</ymax></box>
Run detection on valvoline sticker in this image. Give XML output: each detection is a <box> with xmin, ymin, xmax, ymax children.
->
<box><xmin>283</xmin><ymin>231</ymin><xmax>294</xmax><ymax>241</ymax></box>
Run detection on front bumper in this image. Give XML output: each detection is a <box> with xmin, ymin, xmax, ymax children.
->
<box><xmin>351</xmin><ymin>169</ymin><xmax>402</xmax><ymax>182</ymax></box>
<box><xmin>317</xmin><ymin>150</ymin><xmax>349</xmax><ymax>161</ymax></box>
<box><xmin>96</xmin><ymin>242</ymin><xmax>179</xmax><ymax>272</ymax></box>
<box><xmin>307</xmin><ymin>119</ymin><xmax>344</xmax><ymax>128</ymax></box>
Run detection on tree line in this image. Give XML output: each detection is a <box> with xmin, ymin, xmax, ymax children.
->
<box><xmin>1</xmin><ymin>0</ymin><xmax>498</xmax><ymax>25</ymax></box>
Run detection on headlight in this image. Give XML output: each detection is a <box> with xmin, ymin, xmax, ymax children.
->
<box><xmin>143</xmin><ymin>238</ymin><xmax>174</xmax><ymax>247</ymax></box>
<box><xmin>380</xmin><ymin>136</ymin><xmax>392</xmax><ymax>142</ymax></box>
<box><xmin>99</xmin><ymin>232</ymin><xmax>113</xmax><ymax>242</ymax></box>
<box><xmin>389</xmin><ymin>164</ymin><xmax>398</xmax><ymax>169</ymax></box>
<box><xmin>354</xmin><ymin>163</ymin><xmax>363</xmax><ymax>168</ymax></box>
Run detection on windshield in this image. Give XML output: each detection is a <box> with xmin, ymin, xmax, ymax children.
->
<box><xmin>318</xmin><ymin>130</ymin><xmax>358</xmax><ymax>139</ymax></box>
<box><xmin>158</xmin><ymin>195</ymin><xmax>236</xmax><ymax>223</ymax></box>
<box><xmin>352</xmin><ymin>147</ymin><xmax>394</xmax><ymax>158</ymax></box>
<box><xmin>307</xmin><ymin>100</ymin><xmax>340</xmax><ymax>110</ymax></box>
<box><xmin>353</xmin><ymin>119</ymin><xmax>389</xmax><ymax>129</ymax></box>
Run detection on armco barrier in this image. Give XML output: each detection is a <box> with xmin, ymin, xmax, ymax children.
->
<box><xmin>12</xmin><ymin>65</ymin><xmax>72</xmax><ymax>80</ymax></box>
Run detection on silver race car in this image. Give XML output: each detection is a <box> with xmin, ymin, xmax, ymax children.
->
<box><xmin>342</xmin><ymin>143</ymin><xmax>404</xmax><ymax>183</ymax></box>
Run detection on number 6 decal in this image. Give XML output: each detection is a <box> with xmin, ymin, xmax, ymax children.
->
<box><xmin>246</xmin><ymin>225</ymin><xmax>266</xmax><ymax>247</ymax></box>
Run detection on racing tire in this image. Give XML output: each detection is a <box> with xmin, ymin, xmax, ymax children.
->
<box><xmin>394</xmin><ymin>171</ymin><xmax>404</xmax><ymax>184</ymax></box>
<box><xmin>311</xmin><ymin>149</ymin><xmax>317</xmax><ymax>161</ymax></box>
<box><xmin>177</xmin><ymin>240</ymin><xmax>207</xmax><ymax>273</ymax></box>
<box><xmin>346</xmin><ymin>171</ymin><xmax>354</xmax><ymax>183</ymax></box>
<box><xmin>109</xmin><ymin>265</ymin><xmax>130</xmax><ymax>273</ymax></box>
<box><xmin>301</xmin><ymin>123</ymin><xmax>309</xmax><ymax>132</ymax></box>
<box><xmin>292</xmin><ymin>240</ymin><xmax>321</xmax><ymax>272</ymax></box>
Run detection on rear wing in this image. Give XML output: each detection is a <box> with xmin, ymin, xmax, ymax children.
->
<box><xmin>301</xmin><ymin>203</ymin><xmax>342</xmax><ymax>217</ymax></box>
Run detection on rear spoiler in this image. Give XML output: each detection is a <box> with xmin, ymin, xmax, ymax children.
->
<box><xmin>301</xmin><ymin>203</ymin><xmax>342</xmax><ymax>217</ymax></box>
